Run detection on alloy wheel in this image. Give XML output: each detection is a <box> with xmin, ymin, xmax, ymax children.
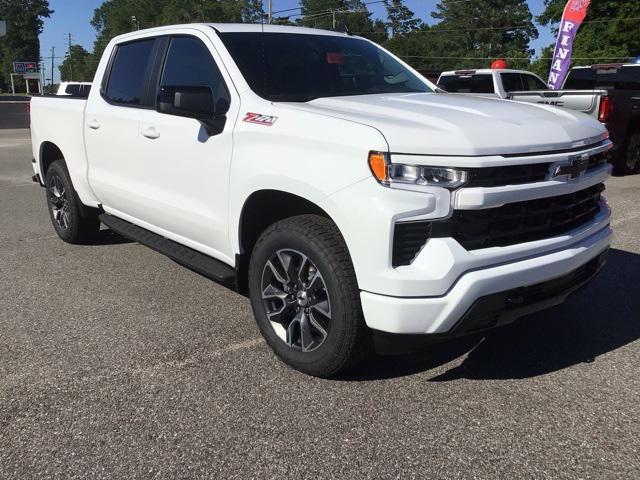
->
<box><xmin>261</xmin><ymin>249</ymin><xmax>332</xmax><ymax>352</ymax></box>
<box><xmin>627</xmin><ymin>134</ymin><xmax>640</xmax><ymax>172</ymax></box>
<box><xmin>49</xmin><ymin>174</ymin><xmax>71</xmax><ymax>230</ymax></box>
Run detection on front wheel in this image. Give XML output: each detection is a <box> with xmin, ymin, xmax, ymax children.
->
<box><xmin>248</xmin><ymin>215</ymin><xmax>371</xmax><ymax>377</ymax></box>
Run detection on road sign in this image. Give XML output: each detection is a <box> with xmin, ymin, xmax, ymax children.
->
<box><xmin>0</xmin><ymin>20</ymin><xmax>6</xmax><ymax>37</ymax></box>
<box><xmin>13</xmin><ymin>61</ymin><xmax>38</xmax><ymax>74</ymax></box>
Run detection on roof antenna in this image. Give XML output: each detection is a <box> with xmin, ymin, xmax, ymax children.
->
<box><xmin>336</xmin><ymin>24</ymin><xmax>352</xmax><ymax>35</ymax></box>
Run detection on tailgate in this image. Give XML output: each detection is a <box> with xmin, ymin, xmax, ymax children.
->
<box><xmin>507</xmin><ymin>89</ymin><xmax>606</xmax><ymax>118</ymax></box>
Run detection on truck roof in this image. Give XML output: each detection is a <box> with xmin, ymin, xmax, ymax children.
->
<box><xmin>209</xmin><ymin>23</ymin><xmax>350</xmax><ymax>36</ymax></box>
<box><xmin>570</xmin><ymin>63</ymin><xmax>640</xmax><ymax>70</ymax></box>
<box><xmin>440</xmin><ymin>69</ymin><xmax>538</xmax><ymax>76</ymax></box>
<box><xmin>108</xmin><ymin>23</ymin><xmax>351</xmax><ymax>45</ymax></box>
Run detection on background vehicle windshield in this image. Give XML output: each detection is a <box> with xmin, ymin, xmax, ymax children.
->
<box><xmin>564</xmin><ymin>66</ymin><xmax>640</xmax><ymax>90</ymax></box>
<box><xmin>219</xmin><ymin>32</ymin><xmax>432</xmax><ymax>102</ymax></box>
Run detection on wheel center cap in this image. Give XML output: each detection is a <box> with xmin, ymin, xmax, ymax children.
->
<box><xmin>296</xmin><ymin>290</ymin><xmax>309</xmax><ymax>307</ymax></box>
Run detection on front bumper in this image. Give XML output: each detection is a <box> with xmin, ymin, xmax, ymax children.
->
<box><xmin>360</xmin><ymin>223</ymin><xmax>611</xmax><ymax>335</ymax></box>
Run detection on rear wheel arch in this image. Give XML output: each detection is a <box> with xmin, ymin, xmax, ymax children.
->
<box><xmin>39</xmin><ymin>141</ymin><xmax>65</xmax><ymax>178</ymax></box>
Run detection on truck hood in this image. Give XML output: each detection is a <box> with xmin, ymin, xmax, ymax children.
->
<box><xmin>281</xmin><ymin>92</ymin><xmax>606</xmax><ymax>156</ymax></box>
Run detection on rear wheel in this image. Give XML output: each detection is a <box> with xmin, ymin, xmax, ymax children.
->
<box><xmin>616</xmin><ymin>129</ymin><xmax>640</xmax><ymax>175</ymax></box>
<box><xmin>45</xmin><ymin>160</ymin><xmax>100</xmax><ymax>244</ymax></box>
<box><xmin>248</xmin><ymin>215</ymin><xmax>371</xmax><ymax>377</ymax></box>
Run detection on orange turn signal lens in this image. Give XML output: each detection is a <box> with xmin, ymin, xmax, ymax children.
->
<box><xmin>368</xmin><ymin>152</ymin><xmax>388</xmax><ymax>182</ymax></box>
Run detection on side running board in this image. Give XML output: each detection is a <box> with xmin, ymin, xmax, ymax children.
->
<box><xmin>99</xmin><ymin>214</ymin><xmax>236</xmax><ymax>288</ymax></box>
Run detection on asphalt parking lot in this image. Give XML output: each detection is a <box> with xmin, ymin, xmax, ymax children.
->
<box><xmin>1</xmin><ymin>127</ymin><xmax>639</xmax><ymax>479</ymax></box>
<box><xmin>0</xmin><ymin>98</ymin><xmax>30</xmax><ymax>129</ymax></box>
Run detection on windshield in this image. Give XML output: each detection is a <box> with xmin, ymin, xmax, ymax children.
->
<box><xmin>219</xmin><ymin>32</ymin><xmax>432</xmax><ymax>102</ymax></box>
<box><xmin>564</xmin><ymin>66</ymin><xmax>640</xmax><ymax>90</ymax></box>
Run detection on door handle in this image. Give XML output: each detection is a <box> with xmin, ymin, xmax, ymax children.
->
<box><xmin>141</xmin><ymin>126</ymin><xmax>160</xmax><ymax>139</ymax></box>
<box><xmin>87</xmin><ymin>119</ymin><xmax>101</xmax><ymax>130</ymax></box>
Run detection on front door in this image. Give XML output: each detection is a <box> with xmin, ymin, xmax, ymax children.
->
<box><xmin>135</xmin><ymin>33</ymin><xmax>238</xmax><ymax>262</ymax></box>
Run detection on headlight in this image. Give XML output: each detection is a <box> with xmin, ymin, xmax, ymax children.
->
<box><xmin>368</xmin><ymin>152</ymin><xmax>468</xmax><ymax>190</ymax></box>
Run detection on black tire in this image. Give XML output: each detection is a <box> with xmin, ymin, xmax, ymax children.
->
<box><xmin>45</xmin><ymin>160</ymin><xmax>100</xmax><ymax>244</ymax></box>
<box><xmin>248</xmin><ymin>214</ymin><xmax>371</xmax><ymax>377</ymax></box>
<box><xmin>615</xmin><ymin>128</ymin><xmax>640</xmax><ymax>175</ymax></box>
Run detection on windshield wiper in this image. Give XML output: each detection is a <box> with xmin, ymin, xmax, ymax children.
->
<box><xmin>268</xmin><ymin>94</ymin><xmax>319</xmax><ymax>102</ymax></box>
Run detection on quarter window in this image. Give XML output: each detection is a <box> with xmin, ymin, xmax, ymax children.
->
<box><xmin>105</xmin><ymin>39</ymin><xmax>155</xmax><ymax>105</ymax></box>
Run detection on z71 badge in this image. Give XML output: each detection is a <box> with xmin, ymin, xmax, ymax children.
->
<box><xmin>243</xmin><ymin>112</ymin><xmax>278</xmax><ymax>126</ymax></box>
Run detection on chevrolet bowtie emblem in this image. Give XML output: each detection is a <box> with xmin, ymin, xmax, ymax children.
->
<box><xmin>553</xmin><ymin>155</ymin><xmax>590</xmax><ymax>180</ymax></box>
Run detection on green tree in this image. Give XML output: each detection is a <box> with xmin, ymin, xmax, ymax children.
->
<box><xmin>59</xmin><ymin>44</ymin><xmax>93</xmax><ymax>82</ymax></box>
<box><xmin>0</xmin><ymin>0</ymin><xmax>52</xmax><ymax>91</ymax></box>
<box><xmin>88</xmin><ymin>0</ymin><xmax>265</xmax><ymax>78</ymax></box>
<box><xmin>426</xmin><ymin>0</ymin><xmax>538</xmax><ymax>70</ymax></box>
<box><xmin>537</xmin><ymin>0</ymin><xmax>640</xmax><ymax>65</ymax></box>
<box><xmin>298</xmin><ymin>0</ymin><xmax>377</xmax><ymax>37</ymax></box>
<box><xmin>384</xmin><ymin>0</ymin><xmax>420</xmax><ymax>37</ymax></box>
<box><xmin>383</xmin><ymin>24</ymin><xmax>441</xmax><ymax>72</ymax></box>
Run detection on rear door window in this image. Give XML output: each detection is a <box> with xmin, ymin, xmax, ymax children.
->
<box><xmin>521</xmin><ymin>74</ymin><xmax>547</xmax><ymax>90</ymax></box>
<box><xmin>438</xmin><ymin>74</ymin><xmax>494</xmax><ymax>93</ymax></box>
<box><xmin>105</xmin><ymin>39</ymin><xmax>155</xmax><ymax>106</ymax></box>
<box><xmin>501</xmin><ymin>73</ymin><xmax>524</xmax><ymax>92</ymax></box>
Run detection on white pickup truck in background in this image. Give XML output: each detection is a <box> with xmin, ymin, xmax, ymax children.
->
<box><xmin>437</xmin><ymin>68</ymin><xmax>608</xmax><ymax>120</ymax></box>
<box><xmin>56</xmin><ymin>82</ymin><xmax>92</xmax><ymax>97</ymax></box>
<box><xmin>438</xmin><ymin>66</ymin><xmax>640</xmax><ymax>174</ymax></box>
<box><xmin>30</xmin><ymin>24</ymin><xmax>613</xmax><ymax>377</ymax></box>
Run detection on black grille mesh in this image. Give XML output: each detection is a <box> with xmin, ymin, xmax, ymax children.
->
<box><xmin>464</xmin><ymin>151</ymin><xmax>609</xmax><ymax>188</ymax></box>
<box><xmin>432</xmin><ymin>183</ymin><xmax>605</xmax><ymax>250</ymax></box>
<box><xmin>392</xmin><ymin>221</ymin><xmax>431</xmax><ymax>267</ymax></box>
<box><xmin>466</xmin><ymin>163</ymin><xmax>551</xmax><ymax>188</ymax></box>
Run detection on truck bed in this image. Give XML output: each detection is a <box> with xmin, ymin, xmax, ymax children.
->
<box><xmin>507</xmin><ymin>89</ymin><xmax>607</xmax><ymax>118</ymax></box>
<box><xmin>30</xmin><ymin>96</ymin><xmax>93</xmax><ymax>202</ymax></box>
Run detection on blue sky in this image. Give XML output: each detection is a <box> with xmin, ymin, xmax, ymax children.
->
<box><xmin>39</xmin><ymin>0</ymin><xmax>555</xmax><ymax>84</ymax></box>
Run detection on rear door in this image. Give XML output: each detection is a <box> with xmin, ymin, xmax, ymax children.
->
<box><xmin>134</xmin><ymin>31</ymin><xmax>238</xmax><ymax>261</ymax></box>
<box><xmin>85</xmin><ymin>37</ymin><xmax>159</xmax><ymax>215</ymax></box>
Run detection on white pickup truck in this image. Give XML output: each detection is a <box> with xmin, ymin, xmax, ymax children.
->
<box><xmin>30</xmin><ymin>24</ymin><xmax>613</xmax><ymax>377</ymax></box>
<box><xmin>437</xmin><ymin>68</ymin><xmax>609</xmax><ymax>120</ymax></box>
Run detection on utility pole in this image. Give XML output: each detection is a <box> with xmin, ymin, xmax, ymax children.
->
<box><xmin>51</xmin><ymin>46</ymin><xmax>55</xmax><ymax>92</ymax></box>
<box><xmin>67</xmin><ymin>33</ymin><xmax>73</xmax><ymax>81</ymax></box>
<box><xmin>40</xmin><ymin>57</ymin><xmax>45</xmax><ymax>94</ymax></box>
<box><xmin>41</xmin><ymin>49</ymin><xmax>63</xmax><ymax>93</ymax></box>
<box><xmin>331</xmin><ymin>9</ymin><xmax>337</xmax><ymax>30</ymax></box>
<box><xmin>268</xmin><ymin>0</ymin><xmax>272</xmax><ymax>24</ymax></box>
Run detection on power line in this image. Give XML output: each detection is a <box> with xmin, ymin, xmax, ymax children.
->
<box><xmin>354</xmin><ymin>14</ymin><xmax>640</xmax><ymax>35</ymax></box>
<box><xmin>399</xmin><ymin>55</ymin><xmax>635</xmax><ymax>61</ymax></box>
<box><xmin>275</xmin><ymin>0</ymin><xmax>385</xmax><ymax>18</ymax></box>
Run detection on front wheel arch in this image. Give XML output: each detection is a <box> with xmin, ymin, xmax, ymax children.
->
<box><xmin>236</xmin><ymin>189</ymin><xmax>347</xmax><ymax>295</ymax></box>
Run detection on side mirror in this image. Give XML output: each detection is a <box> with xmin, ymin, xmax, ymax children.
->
<box><xmin>157</xmin><ymin>85</ymin><xmax>215</xmax><ymax>119</ymax></box>
<box><xmin>157</xmin><ymin>86</ymin><xmax>227</xmax><ymax>135</ymax></box>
